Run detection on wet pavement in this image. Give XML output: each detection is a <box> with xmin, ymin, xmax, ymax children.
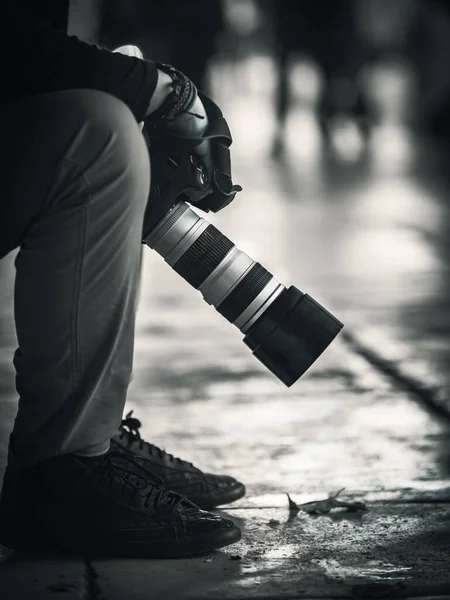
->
<box><xmin>1</xmin><ymin>56</ymin><xmax>450</xmax><ymax>598</ymax></box>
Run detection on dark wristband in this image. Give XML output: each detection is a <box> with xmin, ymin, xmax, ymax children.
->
<box><xmin>145</xmin><ymin>63</ymin><xmax>197</xmax><ymax>126</ymax></box>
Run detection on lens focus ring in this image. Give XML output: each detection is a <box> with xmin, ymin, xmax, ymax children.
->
<box><xmin>173</xmin><ymin>224</ymin><xmax>234</xmax><ymax>288</ymax></box>
<box><xmin>217</xmin><ymin>263</ymin><xmax>272</xmax><ymax>323</ymax></box>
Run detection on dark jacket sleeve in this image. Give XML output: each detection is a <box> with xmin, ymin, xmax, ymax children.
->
<box><xmin>1</xmin><ymin>3</ymin><xmax>158</xmax><ymax>122</ymax></box>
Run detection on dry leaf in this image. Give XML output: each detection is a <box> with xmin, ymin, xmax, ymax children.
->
<box><xmin>286</xmin><ymin>489</ymin><xmax>366</xmax><ymax>515</ymax></box>
<box><xmin>286</xmin><ymin>493</ymin><xmax>300</xmax><ymax>513</ymax></box>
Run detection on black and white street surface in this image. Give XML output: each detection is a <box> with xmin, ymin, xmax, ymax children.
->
<box><xmin>1</xmin><ymin>57</ymin><xmax>450</xmax><ymax>599</ymax></box>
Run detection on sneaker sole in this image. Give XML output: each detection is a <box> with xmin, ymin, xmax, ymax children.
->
<box><xmin>0</xmin><ymin>512</ymin><xmax>241</xmax><ymax>559</ymax></box>
<box><xmin>80</xmin><ymin>524</ymin><xmax>242</xmax><ymax>559</ymax></box>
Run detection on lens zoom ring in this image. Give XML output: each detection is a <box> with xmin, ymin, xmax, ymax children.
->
<box><xmin>217</xmin><ymin>263</ymin><xmax>272</xmax><ymax>323</ymax></box>
<box><xmin>148</xmin><ymin>202</ymin><xmax>188</xmax><ymax>248</ymax></box>
<box><xmin>173</xmin><ymin>224</ymin><xmax>234</xmax><ymax>288</ymax></box>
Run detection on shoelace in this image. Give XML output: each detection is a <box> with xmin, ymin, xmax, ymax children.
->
<box><xmin>119</xmin><ymin>411</ymin><xmax>194</xmax><ymax>467</ymax></box>
<box><xmin>93</xmin><ymin>450</ymin><xmax>189</xmax><ymax>511</ymax></box>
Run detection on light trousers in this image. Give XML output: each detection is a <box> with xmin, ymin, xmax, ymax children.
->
<box><xmin>0</xmin><ymin>90</ymin><xmax>150</xmax><ymax>471</ymax></box>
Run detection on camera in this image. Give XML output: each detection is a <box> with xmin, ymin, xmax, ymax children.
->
<box><xmin>114</xmin><ymin>45</ymin><xmax>344</xmax><ymax>387</ymax></box>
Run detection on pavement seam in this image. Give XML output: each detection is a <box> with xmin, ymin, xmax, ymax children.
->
<box><xmin>341</xmin><ymin>331</ymin><xmax>450</xmax><ymax>424</ymax></box>
<box><xmin>83</xmin><ymin>560</ymin><xmax>106</xmax><ymax>600</ymax></box>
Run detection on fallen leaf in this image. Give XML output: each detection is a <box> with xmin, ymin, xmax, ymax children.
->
<box><xmin>286</xmin><ymin>493</ymin><xmax>300</xmax><ymax>513</ymax></box>
<box><xmin>286</xmin><ymin>489</ymin><xmax>366</xmax><ymax>515</ymax></box>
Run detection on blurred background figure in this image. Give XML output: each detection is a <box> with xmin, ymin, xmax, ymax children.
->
<box><xmin>261</xmin><ymin>0</ymin><xmax>373</xmax><ymax>157</ymax></box>
<box><xmin>407</xmin><ymin>0</ymin><xmax>450</xmax><ymax>139</ymax></box>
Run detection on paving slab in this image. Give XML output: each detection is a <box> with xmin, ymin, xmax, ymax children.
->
<box><xmin>0</xmin><ymin>547</ymin><xmax>85</xmax><ymax>600</ymax></box>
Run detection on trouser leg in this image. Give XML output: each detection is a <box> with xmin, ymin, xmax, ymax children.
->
<box><xmin>0</xmin><ymin>90</ymin><xmax>150</xmax><ymax>471</ymax></box>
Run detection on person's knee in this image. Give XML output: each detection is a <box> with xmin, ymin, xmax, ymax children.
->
<box><xmin>70</xmin><ymin>90</ymin><xmax>148</xmax><ymax>172</ymax></box>
<box><xmin>78</xmin><ymin>90</ymin><xmax>141</xmax><ymax>141</ymax></box>
<box><xmin>0</xmin><ymin>90</ymin><xmax>150</xmax><ymax>258</ymax></box>
<box><xmin>58</xmin><ymin>90</ymin><xmax>150</xmax><ymax>209</ymax></box>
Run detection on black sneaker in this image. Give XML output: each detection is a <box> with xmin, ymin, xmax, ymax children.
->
<box><xmin>112</xmin><ymin>412</ymin><xmax>246</xmax><ymax>510</ymax></box>
<box><xmin>0</xmin><ymin>450</ymin><xmax>241</xmax><ymax>558</ymax></box>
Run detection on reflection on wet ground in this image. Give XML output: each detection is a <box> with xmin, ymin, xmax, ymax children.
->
<box><xmin>1</xmin><ymin>56</ymin><xmax>450</xmax><ymax>598</ymax></box>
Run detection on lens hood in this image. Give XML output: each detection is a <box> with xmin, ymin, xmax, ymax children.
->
<box><xmin>243</xmin><ymin>286</ymin><xmax>343</xmax><ymax>386</ymax></box>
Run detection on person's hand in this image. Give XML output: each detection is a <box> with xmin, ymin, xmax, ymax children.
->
<box><xmin>113</xmin><ymin>46</ymin><xmax>174</xmax><ymax>119</ymax></box>
<box><xmin>107</xmin><ymin>54</ymin><xmax>239</xmax><ymax>213</ymax></box>
<box><xmin>145</xmin><ymin>69</ymin><xmax>174</xmax><ymax>117</ymax></box>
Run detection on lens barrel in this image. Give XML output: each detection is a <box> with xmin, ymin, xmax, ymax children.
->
<box><xmin>144</xmin><ymin>201</ymin><xmax>343</xmax><ymax>386</ymax></box>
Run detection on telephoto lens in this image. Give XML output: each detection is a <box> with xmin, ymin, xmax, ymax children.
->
<box><xmin>143</xmin><ymin>201</ymin><xmax>343</xmax><ymax>387</ymax></box>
